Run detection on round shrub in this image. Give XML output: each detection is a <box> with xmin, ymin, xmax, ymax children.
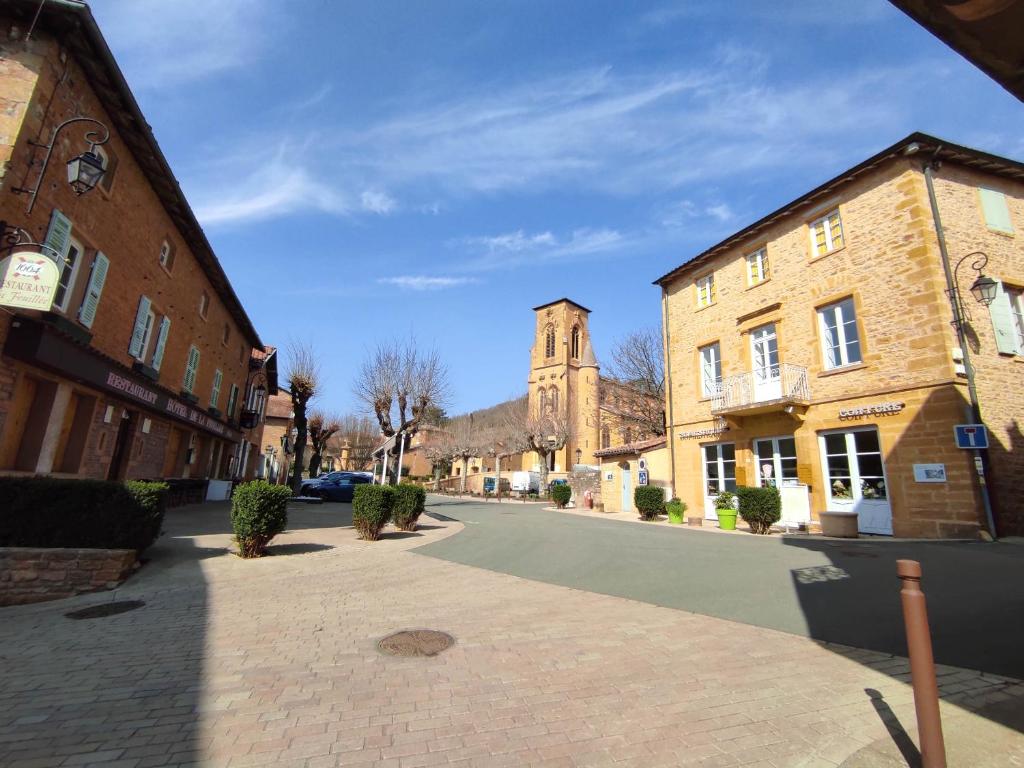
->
<box><xmin>393</xmin><ymin>484</ymin><xmax>426</xmax><ymax>531</ymax></box>
<box><xmin>231</xmin><ymin>480</ymin><xmax>291</xmax><ymax>558</ymax></box>
<box><xmin>551</xmin><ymin>483</ymin><xmax>572</xmax><ymax>508</ymax></box>
<box><xmin>634</xmin><ymin>485</ymin><xmax>665</xmax><ymax>521</ymax></box>
<box><xmin>735</xmin><ymin>485</ymin><xmax>781</xmax><ymax>534</ymax></box>
<box><xmin>353</xmin><ymin>484</ymin><xmax>395</xmax><ymax>540</ymax></box>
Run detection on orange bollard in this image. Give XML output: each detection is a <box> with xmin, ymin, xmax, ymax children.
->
<box><xmin>896</xmin><ymin>559</ymin><xmax>947</xmax><ymax>768</ymax></box>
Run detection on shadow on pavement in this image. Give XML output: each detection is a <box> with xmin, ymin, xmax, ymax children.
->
<box><xmin>865</xmin><ymin>688</ymin><xmax>922</xmax><ymax>767</ymax></box>
<box><xmin>267</xmin><ymin>542</ymin><xmax>336</xmax><ymax>556</ymax></box>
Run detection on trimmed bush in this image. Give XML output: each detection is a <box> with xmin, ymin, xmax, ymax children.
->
<box><xmin>736</xmin><ymin>485</ymin><xmax>782</xmax><ymax>534</ymax></box>
<box><xmin>353</xmin><ymin>484</ymin><xmax>395</xmax><ymax>540</ymax></box>
<box><xmin>0</xmin><ymin>477</ymin><xmax>168</xmax><ymax>552</ymax></box>
<box><xmin>231</xmin><ymin>480</ymin><xmax>291</xmax><ymax>557</ymax></box>
<box><xmin>551</xmin><ymin>483</ymin><xmax>572</xmax><ymax>509</ymax></box>
<box><xmin>393</xmin><ymin>483</ymin><xmax>426</xmax><ymax>531</ymax></box>
<box><xmin>634</xmin><ymin>485</ymin><xmax>665</xmax><ymax>521</ymax></box>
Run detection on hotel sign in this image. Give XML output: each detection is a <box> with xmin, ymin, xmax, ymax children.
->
<box><xmin>0</xmin><ymin>252</ymin><xmax>60</xmax><ymax>311</ymax></box>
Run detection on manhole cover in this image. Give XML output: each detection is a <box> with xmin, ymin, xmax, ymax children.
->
<box><xmin>65</xmin><ymin>600</ymin><xmax>146</xmax><ymax>620</ymax></box>
<box><xmin>378</xmin><ymin>629</ymin><xmax>454</xmax><ymax>657</ymax></box>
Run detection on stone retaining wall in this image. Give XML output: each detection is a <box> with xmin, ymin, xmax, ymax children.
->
<box><xmin>0</xmin><ymin>548</ymin><xmax>137</xmax><ymax>606</ymax></box>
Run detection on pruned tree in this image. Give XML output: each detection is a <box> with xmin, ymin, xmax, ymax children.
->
<box><xmin>479</xmin><ymin>395</ymin><xmax>530</xmax><ymax>501</ymax></box>
<box><xmin>331</xmin><ymin>414</ymin><xmax>378</xmax><ymax>471</ymax></box>
<box><xmin>286</xmin><ymin>341</ymin><xmax>321</xmax><ymax>494</ymax></box>
<box><xmin>448</xmin><ymin>415</ymin><xmax>479</xmax><ymax>495</ymax></box>
<box><xmin>307</xmin><ymin>410</ymin><xmax>342</xmax><ymax>479</ymax></box>
<box><xmin>353</xmin><ymin>338</ymin><xmax>450</xmax><ymax>483</ymax></box>
<box><xmin>605</xmin><ymin>326</ymin><xmax>666</xmax><ymax>437</ymax></box>
<box><xmin>512</xmin><ymin>406</ymin><xmax>575</xmax><ymax>492</ymax></box>
<box><xmin>424</xmin><ymin>431</ymin><xmax>456</xmax><ymax>491</ymax></box>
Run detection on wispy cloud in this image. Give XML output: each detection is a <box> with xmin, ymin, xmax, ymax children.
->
<box><xmin>360</xmin><ymin>190</ymin><xmax>397</xmax><ymax>215</ymax></box>
<box><xmin>661</xmin><ymin>200</ymin><xmax>736</xmax><ymax>228</ymax></box>
<box><xmin>457</xmin><ymin>228</ymin><xmax>625</xmax><ymax>271</ymax></box>
<box><xmin>378</xmin><ymin>276</ymin><xmax>479</xmax><ymax>291</ymax></box>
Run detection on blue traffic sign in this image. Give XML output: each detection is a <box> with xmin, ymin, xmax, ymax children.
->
<box><xmin>638</xmin><ymin>470</ymin><xmax>649</xmax><ymax>486</ymax></box>
<box><xmin>954</xmin><ymin>424</ymin><xmax>988</xmax><ymax>449</ymax></box>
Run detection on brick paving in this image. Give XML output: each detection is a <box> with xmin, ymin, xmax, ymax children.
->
<box><xmin>1</xmin><ymin>503</ymin><xmax>1022</xmax><ymax>767</ymax></box>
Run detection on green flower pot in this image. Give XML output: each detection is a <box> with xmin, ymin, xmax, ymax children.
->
<box><xmin>667</xmin><ymin>508</ymin><xmax>684</xmax><ymax>525</ymax></box>
<box><xmin>717</xmin><ymin>510</ymin><xmax>738</xmax><ymax>531</ymax></box>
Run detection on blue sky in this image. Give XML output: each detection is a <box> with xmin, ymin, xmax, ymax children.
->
<box><xmin>90</xmin><ymin>0</ymin><xmax>1024</xmax><ymax>417</ymax></box>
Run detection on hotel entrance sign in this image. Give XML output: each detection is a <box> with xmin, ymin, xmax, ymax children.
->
<box><xmin>954</xmin><ymin>424</ymin><xmax>988</xmax><ymax>449</ymax></box>
<box><xmin>0</xmin><ymin>252</ymin><xmax>60</xmax><ymax>311</ymax></box>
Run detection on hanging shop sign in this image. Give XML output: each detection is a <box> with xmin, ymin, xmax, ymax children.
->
<box><xmin>838</xmin><ymin>401</ymin><xmax>905</xmax><ymax>420</ymax></box>
<box><xmin>0</xmin><ymin>252</ymin><xmax>60</xmax><ymax>311</ymax></box>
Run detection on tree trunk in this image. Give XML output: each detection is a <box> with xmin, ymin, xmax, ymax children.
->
<box><xmin>432</xmin><ymin>463</ymin><xmax>441</xmax><ymax>491</ymax></box>
<box><xmin>460</xmin><ymin>457</ymin><xmax>468</xmax><ymax>495</ymax></box>
<box><xmin>538</xmin><ymin>452</ymin><xmax>549</xmax><ymax>497</ymax></box>
<box><xmin>290</xmin><ymin>404</ymin><xmax>308</xmax><ymax>495</ymax></box>
<box><xmin>308</xmin><ymin>450</ymin><xmax>322</xmax><ymax>479</ymax></box>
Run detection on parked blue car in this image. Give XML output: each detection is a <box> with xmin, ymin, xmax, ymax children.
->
<box><xmin>300</xmin><ymin>471</ymin><xmax>371</xmax><ymax>502</ymax></box>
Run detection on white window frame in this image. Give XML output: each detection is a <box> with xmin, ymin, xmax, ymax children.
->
<box><xmin>211</xmin><ymin>369</ymin><xmax>223</xmax><ymax>409</ymax></box>
<box><xmin>695</xmin><ymin>273</ymin><xmax>715</xmax><ymax>308</ymax></box>
<box><xmin>158</xmin><ymin>240</ymin><xmax>173</xmax><ymax>269</ymax></box>
<box><xmin>135</xmin><ymin>307</ymin><xmax>156</xmax><ymax>362</ymax></box>
<box><xmin>183</xmin><ymin>345</ymin><xmax>200</xmax><ymax>393</ymax></box>
<box><xmin>809</xmin><ymin>209</ymin><xmax>844</xmax><ymax>257</ymax></box>
<box><xmin>199</xmin><ymin>291</ymin><xmax>210</xmax><ymax>319</ymax></box>
<box><xmin>1009</xmin><ymin>288</ymin><xmax>1024</xmax><ymax>352</ymax></box>
<box><xmin>818</xmin><ymin>298</ymin><xmax>862</xmax><ymax>370</ymax></box>
<box><xmin>702</xmin><ymin>442</ymin><xmax>736</xmax><ymax>497</ymax></box>
<box><xmin>699</xmin><ymin>342</ymin><xmax>721</xmax><ymax>397</ymax></box>
<box><xmin>746</xmin><ymin>247</ymin><xmax>769</xmax><ymax>286</ymax></box>
<box><xmin>54</xmin><ymin>236</ymin><xmax>84</xmax><ymax>312</ymax></box>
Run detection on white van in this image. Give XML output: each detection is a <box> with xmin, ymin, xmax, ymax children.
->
<box><xmin>510</xmin><ymin>471</ymin><xmax>540</xmax><ymax>493</ymax></box>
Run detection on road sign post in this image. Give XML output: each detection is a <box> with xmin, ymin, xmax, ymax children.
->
<box><xmin>954</xmin><ymin>424</ymin><xmax>988</xmax><ymax>449</ymax></box>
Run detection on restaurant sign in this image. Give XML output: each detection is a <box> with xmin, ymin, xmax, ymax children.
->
<box><xmin>0</xmin><ymin>252</ymin><xmax>60</xmax><ymax>311</ymax></box>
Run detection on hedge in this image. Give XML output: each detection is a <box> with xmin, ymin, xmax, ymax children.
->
<box><xmin>0</xmin><ymin>476</ymin><xmax>168</xmax><ymax>552</ymax></box>
<box><xmin>736</xmin><ymin>485</ymin><xmax>781</xmax><ymax>534</ymax></box>
<box><xmin>353</xmin><ymin>484</ymin><xmax>394</xmax><ymax>540</ymax></box>
<box><xmin>551</xmin><ymin>484</ymin><xmax>572</xmax><ymax>508</ymax></box>
<box><xmin>634</xmin><ymin>485</ymin><xmax>665</xmax><ymax>521</ymax></box>
<box><xmin>231</xmin><ymin>480</ymin><xmax>291</xmax><ymax>557</ymax></box>
<box><xmin>393</xmin><ymin>484</ymin><xmax>426</xmax><ymax>531</ymax></box>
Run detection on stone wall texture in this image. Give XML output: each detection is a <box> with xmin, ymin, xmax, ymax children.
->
<box><xmin>0</xmin><ymin>547</ymin><xmax>136</xmax><ymax>606</ymax></box>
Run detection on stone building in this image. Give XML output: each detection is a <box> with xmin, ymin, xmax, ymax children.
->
<box><xmin>255</xmin><ymin>393</ymin><xmax>294</xmax><ymax>485</ymax></box>
<box><xmin>656</xmin><ymin>133</ymin><xmax>1024</xmax><ymax>538</ymax></box>
<box><xmin>0</xmin><ymin>2</ymin><xmax>267</xmax><ymax>486</ymax></box>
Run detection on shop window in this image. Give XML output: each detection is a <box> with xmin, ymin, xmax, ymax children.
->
<box><xmin>703</xmin><ymin>443</ymin><xmax>736</xmax><ymax>496</ymax></box>
<box><xmin>754</xmin><ymin>437</ymin><xmax>797</xmax><ymax>488</ymax></box>
<box><xmin>821</xmin><ymin>428</ymin><xmax>886</xmax><ymax>502</ymax></box>
<box><xmin>978</xmin><ymin>188</ymin><xmax>1014</xmax><ymax>234</ymax></box>
<box><xmin>699</xmin><ymin>342</ymin><xmax>721</xmax><ymax>397</ymax></box>
<box><xmin>818</xmin><ymin>298</ymin><xmax>861</xmax><ymax>369</ymax></box>
<box><xmin>810</xmin><ymin>209</ymin><xmax>844</xmax><ymax>257</ymax></box>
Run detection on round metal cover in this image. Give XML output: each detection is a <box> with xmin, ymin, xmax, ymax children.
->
<box><xmin>378</xmin><ymin>629</ymin><xmax>454</xmax><ymax>657</ymax></box>
<box><xmin>65</xmin><ymin>600</ymin><xmax>146</xmax><ymax>620</ymax></box>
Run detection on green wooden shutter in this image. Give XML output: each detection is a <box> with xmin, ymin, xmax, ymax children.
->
<box><xmin>211</xmin><ymin>369</ymin><xmax>223</xmax><ymax>408</ymax></box>
<box><xmin>43</xmin><ymin>209</ymin><xmax>73</xmax><ymax>265</ymax></box>
<box><xmin>989</xmin><ymin>280</ymin><xmax>1021</xmax><ymax>355</ymax></box>
<box><xmin>78</xmin><ymin>252</ymin><xmax>109</xmax><ymax>328</ymax></box>
<box><xmin>151</xmin><ymin>317</ymin><xmax>171</xmax><ymax>371</ymax></box>
<box><xmin>128</xmin><ymin>296</ymin><xmax>152</xmax><ymax>358</ymax></box>
<box><xmin>183</xmin><ymin>345</ymin><xmax>200</xmax><ymax>393</ymax></box>
<box><xmin>979</xmin><ymin>188</ymin><xmax>1014</xmax><ymax>234</ymax></box>
<box><xmin>226</xmin><ymin>384</ymin><xmax>239</xmax><ymax>420</ymax></box>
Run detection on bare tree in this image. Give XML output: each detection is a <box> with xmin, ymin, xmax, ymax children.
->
<box><xmin>424</xmin><ymin>431</ymin><xmax>456</xmax><ymax>491</ymax></box>
<box><xmin>331</xmin><ymin>414</ymin><xmax>378</xmax><ymax>470</ymax></box>
<box><xmin>474</xmin><ymin>396</ymin><xmax>529</xmax><ymax>501</ymax></box>
<box><xmin>448</xmin><ymin>415</ymin><xmax>479</xmax><ymax>495</ymax></box>
<box><xmin>307</xmin><ymin>410</ymin><xmax>342</xmax><ymax>478</ymax></box>
<box><xmin>353</xmin><ymin>338</ymin><xmax>450</xmax><ymax>483</ymax></box>
<box><xmin>510</xmin><ymin>406</ymin><xmax>575</xmax><ymax>492</ymax></box>
<box><xmin>286</xmin><ymin>342</ymin><xmax>321</xmax><ymax>494</ymax></box>
<box><xmin>605</xmin><ymin>327</ymin><xmax>666</xmax><ymax>437</ymax></box>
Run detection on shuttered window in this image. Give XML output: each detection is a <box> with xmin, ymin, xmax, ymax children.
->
<box><xmin>128</xmin><ymin>296</ymin><xmax>153</xmax><ymax>359</ymax></box>
<box><xmin>78</xmin><ymin>252</ymin><xmax>109</xmax><ymax>328</ymax></box>
<box><xmin>183</xmin><ymin>345</ymin><xmax>200</xmax><ymax>393</ymax></box>
<box><xmin>989</xmin><ymin>281</ymin><xmax>1024</xmax><ymax>355</ymax></box>
<box><xmin>810</xmin><ymin>209</ymin><xmax>844</xmax><ymax>257</ymax></box>
<box><xmin>151</xmin><ymin>317</ymin><xmax>171</xmax><ymax>371</ymax></box>
<box><xmin>226</xmin><ymin>384</ymin><xmax>239</xmax><ymax>420</ymax></box>
<box><xmin>211</xmin><ymin>369</ymin><xmax>223</xmax><ymax>408</ymax></box>
<box><xmin>979</xmin><ymin>188</ymin><xmax>1014</xmax><ymax>234</ymax></box>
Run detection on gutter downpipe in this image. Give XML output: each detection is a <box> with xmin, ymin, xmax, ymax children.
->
<box><xmin>921</xmin><ymin>157</ymin><xmax>997</xmax><ymax>539</ymax></box>
<box><xmin>662</xmin><ymin>287</ymin><xmax>677</xmax><ymax>500</ymax></box>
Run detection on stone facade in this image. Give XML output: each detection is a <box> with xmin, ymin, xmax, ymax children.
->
<box><xmin>0</xmin><ymin>546</ymin><xmax>136</xmax><ymax>606</ymax></box>
<box><xmin>658</xmin><ymin>135</ymin><xmax>1024</xmax><ymax>537</ymax></box>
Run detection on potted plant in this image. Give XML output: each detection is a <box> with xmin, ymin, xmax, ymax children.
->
<box><xmin>666</xmin><ymin>497</ymin><xmax>687</xmax><ymax>525</ymax></box>
<box><xmin>714</xmin><ymin>490</ymin><xmax>738</xmax><ymax>530</ymax></box>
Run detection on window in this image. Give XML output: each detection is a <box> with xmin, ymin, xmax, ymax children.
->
<box><xmin>821</xmin><ymin>428</ymin><xmax>887</xmax><ymax>503</ymax></box>
<box><xmin>78</xmin><ymin>252</ymin><xmax>109</xmax><ymax>329</ymax></box>
<box><xmin>538</xmin><ymin>388</ymin><xmax>547</xmax><ymax>416</ymax></box>
<box><xmin>695</xmin><ymin>273</ymin><xmax>715</xmax><ymax>308</ymax></box>
<box><xmin>158</xmin><ymin>240</ymin><xmax>175</xmax><ymax>271</ymax></box>
<box><xmin>549</xmin><ymin>387</ymin><xmax>559</xmax><ymax>414</ymax></box>
<box><xmin>703</xmin><ymin>443</ymin><xmax>736</xmax><ymax>496</ymax></box>
<box><xmin>211</xmin><ymin>369</ymin><xmax>223</xmax><ymax>409</ymax></box>
<box><xmin>54</xmin><ymin>237</ymin><xmax>83</xmax><ymax>311</ymax></box>
<box><xmin>810</xmin><ymin>209</ymin><xmax>844</xmax><ymax>257</ymax></box>
<box><xmin>151</xmin><ymin>317</ymin><xmax>170</xmax><ymax>372</ymax></box>
<box><xmin>199</xmin><ymin>291</ymin><xmax>210</xmax><ymax>319</ymax></box>
<box><xmin>699</xmin><ymin>343</ymin><xmax>721</xmax><ymax>397</ymax></box>
<box><xmin>222</xmin><ymin>323</ymin><xmax>231</xmax><ymax>345</ymax></box>
<box><xmin>136</xmin><ymin>308</ymin><xmax>155</xmax><ymax>361</ymax></box>
<box><xmin>544</xmin><ymin>325</ymin><xmax>556</xmax><ymax>357</ymax></box>
<box><xmin>128</xmin><ymin>296</ymin><xmax>155</xmax><ymax>361</ymax></box>
<box><xmin>979</xmin><ymin>188</ymin><xmax>1014</xmax><ymax>234</ymax></box>
<box><xmin>571</xmin><ymin>326</ymin><xmax>580</xmax><ymax>358</ymax></box>
<box><xmin>1010</xmin><ymin>288</ymin><xmax>1024</xmax><ymax>351</ymax></box>
<box><xmin>601</xmin><ymin>426</ymin><xmax>610</xmax><ymax>449</ymax></box>
<box><xmin>183</xmin><ymin>345</ymin><xmax>200</xmax><ymax>393</ymax></box>
<box><xmin>818</xmin><ymin>298</ymin><xmax>861</xmax><ymax>369</ymax></box>
<box><xmin>226</xmin><ymin>384</ymin><xmax>239</xmax><ymax>420</ymax></box>
<box><xmin>746</xmin><ymin>247</ymin><xmax>769</xmax><ymax>285</ymax></box>
<box><xmin>754</xmin><ymin>437</ymin><xmax>797</xmax><ymax>488</ymax></box>
<box><xmin>94</xmin><ymin>144</ymin><xmax>118</xmax><ymax>194</ymax></box>
<box><xmin>622</xmin><ymin>428</ymin><xmax>633</xmax><ymax>445</ymax></box>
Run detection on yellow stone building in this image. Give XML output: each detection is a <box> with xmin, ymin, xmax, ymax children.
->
<box><xmin>656</xmin><ymin>133</ymin><xmax>1024</xmax><ymax>538</ymax></box>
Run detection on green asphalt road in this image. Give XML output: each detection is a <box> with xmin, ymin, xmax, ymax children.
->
<box><xmin>415</xmin><ymin>497</ymin><xmax>1024</xmax><ymax>680</ymax></box>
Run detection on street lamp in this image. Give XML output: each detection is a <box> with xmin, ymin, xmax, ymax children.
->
<box><xmin>12</xmin><ymin>117</ymin><xmax>110</xmax><ymax>214</ymax></box>
<box><xmin>575</xmin><ymin>448</ymin><xmax>582</xmax><ymax>466</ymax></box>
<box><xmin>950</xmin><ymin>251</ymin><xmax>997</xmax><ymax>324</ymax></box>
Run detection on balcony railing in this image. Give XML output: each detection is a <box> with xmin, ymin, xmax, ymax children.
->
<box><xmin>239</xmin><ymin>409</ymin><xmax>260</xmax><ymax>429</ymax></box>
<box><xmin>711</xmin><ymin>363</ymin><xmax>810</xmax><ymax>415</ymax></box>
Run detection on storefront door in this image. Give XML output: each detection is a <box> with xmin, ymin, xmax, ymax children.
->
<box><xmin>702</xmin><ymin>443</ymin><xmax>736</xmax><ymax>520</ymax></box>
<box><xmin>819</xmin><ymin>428</ymin><xmax>892</xmax><ymax>535</ymax></box>
<box><xmin>106</xmin><ymin>409</ymin><xmax>136</xmax><ymax>480</ymax></box>
<box><xmin>754</xmin><ymin>436</ymin><xmax>810</xmax><ymax>525</ymax></box>
<box><xmin>750</xmin><ymin>324</ymin><xmax>781</xmax><ymax>401</ymax></box>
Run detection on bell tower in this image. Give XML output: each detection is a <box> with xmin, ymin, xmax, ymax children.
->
<box><xmin>523</xmin><ymin>298</ymin><xmax>600</xmax><ymax>473</ymax></box>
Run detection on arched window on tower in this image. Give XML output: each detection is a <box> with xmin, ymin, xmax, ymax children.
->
<box><xmin>550</xmin><ymin>386</ymin><xmax>559</xmax><ymax>414</ymax></box>
<box><xmin>601</xmin><ymin>426</ymin><xmax>610</xmax><ymax>449</ymax></box>
<box><xmin>538</xmin><ymin>388</ymin><xmax>547</xmax><ymax>416</ymax></box>
<box><xmin>571</xmin><ymin>326</ymin><xmax>580</xmax><ymax>359</ymax></box>
<box><xmin>545</xmin><ymin>325</ymin><xmax>556</xmax><ymax>358</ymax></box>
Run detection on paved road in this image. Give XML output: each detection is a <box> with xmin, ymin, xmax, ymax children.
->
<box><xmin>416</xmin><ymin>497</ymin><xmax>1024</xmax><ymax>679</ymax></box>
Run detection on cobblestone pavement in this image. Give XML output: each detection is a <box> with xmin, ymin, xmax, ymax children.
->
<box><xmin>1</xmin><ymin>501</ymin><xmax>1022</xmax><ymax>768</ymax></box>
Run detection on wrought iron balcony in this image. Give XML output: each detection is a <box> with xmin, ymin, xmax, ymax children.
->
<box><xmin>239</xmin><ymin>409</ymin><xmax>260</xmax><ymax>429</ymax></box>
<box><xmin>711</xmin><ymin>363</ymin><xmax>811</xmax><ymax>416</ymax></box>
